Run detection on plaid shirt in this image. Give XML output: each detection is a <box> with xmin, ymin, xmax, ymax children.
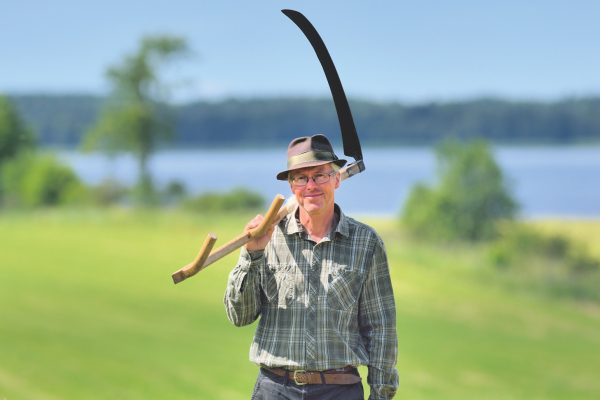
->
<box><xmin>224</xmin><ymin>205</ymin><xmax>398</xmax><ymax>399</ymax></box>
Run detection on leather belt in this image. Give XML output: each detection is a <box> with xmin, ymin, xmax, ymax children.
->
<box><xmin>262</xmin><ymin>366</ymin><xmax>361</xmax><ymax>385</ymax></box>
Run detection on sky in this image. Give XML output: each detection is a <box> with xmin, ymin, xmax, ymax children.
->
<box><xmin>2</xmin><ymin>0</ymin><xmax>600</xmax><ymax>103</ymax></box>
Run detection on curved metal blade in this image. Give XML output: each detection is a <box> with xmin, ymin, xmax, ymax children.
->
<box><xmin>282</xmin><ymin>9</ymin><xmax>364</xmax><ymax>166</ymax></box>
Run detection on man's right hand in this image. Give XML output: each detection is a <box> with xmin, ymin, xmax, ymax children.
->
<box><xmin>245</xmin><ymin>214</ymin><xmax>274</xmax><ymax>251</ymax></box>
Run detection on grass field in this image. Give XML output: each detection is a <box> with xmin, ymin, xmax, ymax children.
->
<box><xmin>1</xmin><ymin>210</ymin><xmax>600</xmax><ymax>399</ymax></box>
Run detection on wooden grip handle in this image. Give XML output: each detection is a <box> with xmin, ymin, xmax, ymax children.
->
<box><xmin>172</xmin><ymin>233</ymin><xmax>217</xmax><ymax>284</ymax></box>
<box><xmin>274</xmin><ymin>196</ymin><xmax>298</xmax><ymax>225</ymax></box>
<box><xmin>248</xmin><ymin>194</ymin><xmax>286</xmax><ymax>238</ymax></box>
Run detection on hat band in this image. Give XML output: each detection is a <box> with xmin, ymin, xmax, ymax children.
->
<box><xmin>288</xmin><ymin>150</ymin><xmax>337</xmax><ymax>169</ymax></box>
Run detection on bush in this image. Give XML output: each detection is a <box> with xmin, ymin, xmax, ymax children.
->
<box><xmin>1</xmin><ymin>152</ymin><xmax>86</xmax><ymax>208</ymax></box>
<box><xmin>487</xmin><ymin>223</ymin><xmax>600</xmax><ymax>301</ymax></box>
<box><xmin>182</xmin><ymin>187</ymin><xmax>265</xmax><ymax>213</ymax></box>
<box><xmin>402</xmin><ymin>140</ymin><xmax>517</xmax><ymax>242</ymax></box>
<box><xmin>88</xmin><ymin>178</ymin><xmax>128</xmax><ymax>207</ymax></box>
<box><xmin>489</xmin><ymin>224</ymin><xmax>599</xmax><ymax>275</ymax></box>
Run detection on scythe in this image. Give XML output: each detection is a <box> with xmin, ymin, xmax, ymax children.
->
<box><xmin>172</xmin><ymin>9</ymin><xmax>366</xmax><ymax>284</ymax></box>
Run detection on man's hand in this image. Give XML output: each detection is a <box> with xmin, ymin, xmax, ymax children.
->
<box><xmin>245</xmin><ymin>214</ymin><xmax>275</xmax><ymax>251</ymax></box>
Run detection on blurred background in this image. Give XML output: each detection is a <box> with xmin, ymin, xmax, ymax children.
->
<box><xmin>1</xmin><ymin>1</ymin><xmax>599</xmax><ymax>399</ymax></box>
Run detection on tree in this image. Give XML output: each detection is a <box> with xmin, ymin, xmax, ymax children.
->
<box><xmin>0</xmin><ymin>95</ymin><xmax>36</xmax><ymax>206</ymax></box>
<box><xmin>0</xmin><ymin>95</ymin><xmax>35</xmax><ymax>167</ymax></box>
<box><xmin>402</xmin><ymin>140</ymin><xmax>518</xmax><ymax>242</ymax></box>
<box><xmin>84</xmin><ymin>35</ymin><xmax>190</xmax><ymax>204</ymax></box>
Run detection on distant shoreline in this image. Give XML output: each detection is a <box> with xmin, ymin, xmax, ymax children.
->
<box><xmin>7</xmin><ymin>93</ymin><xmax>600</xmax><ymax>148</ymax></box>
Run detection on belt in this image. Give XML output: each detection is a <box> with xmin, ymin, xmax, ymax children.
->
<box><xmin>262</xmin><ymin>366</ymin><xmax>361</xmax><ymax>386</ymax></box>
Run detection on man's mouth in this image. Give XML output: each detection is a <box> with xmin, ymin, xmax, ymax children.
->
<box><xmin>304</xmin><ymin>192</ymin><xmax>323</xmax><ymax>198</ymax></box>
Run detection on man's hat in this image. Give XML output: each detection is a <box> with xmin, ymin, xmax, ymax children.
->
<box><xmin>276</xmin><ymin>134</ymin><xmax>347</xmax><ymax>180</ymax></box>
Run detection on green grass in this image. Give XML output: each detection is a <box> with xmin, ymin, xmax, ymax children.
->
<box><xmin>1</xmin><ymin>210</ymin><xmax>600</xmax><ymax>399</ymax></box>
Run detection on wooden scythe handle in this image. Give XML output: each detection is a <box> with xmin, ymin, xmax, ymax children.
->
<box><xmin>171</xmin><ymin>194</ymin><xmax>286</xmax><ymax>284</ymax></box>
<box><xmin>171</xmin><ymin>162</ymin><xmax>364</xmax><ymax>284</ymax></box>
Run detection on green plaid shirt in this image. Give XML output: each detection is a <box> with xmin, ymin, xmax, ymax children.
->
<box><xmin>224</xmin><ymin>205</ymin><xmax>398</xmax><ymax>399</ymax></box>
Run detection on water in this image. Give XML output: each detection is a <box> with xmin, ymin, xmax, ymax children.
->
<box><xmin>58</xmin><ymin>146</ymin><xmax>600</xmax><ymax>218</ymax></box>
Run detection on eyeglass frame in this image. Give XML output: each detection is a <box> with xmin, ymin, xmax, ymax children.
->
<box><xmin>288</xmin><ymin>170</ymin><xmax>337</xmax><ymax>187</ymax></box>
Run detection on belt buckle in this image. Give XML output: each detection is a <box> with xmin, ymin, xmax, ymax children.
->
<box><xmin>293</xmin><ymin>370</ymin><xmax>308</xmax><ymax>386</ymax></box>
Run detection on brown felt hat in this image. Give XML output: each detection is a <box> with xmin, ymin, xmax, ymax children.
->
<box><xmin>276</xmin><ymin>134</ymin><xmax>347</xmax><ymax>180</ymax></box>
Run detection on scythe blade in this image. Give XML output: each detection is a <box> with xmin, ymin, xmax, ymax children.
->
<box><xmin>282</xmin><ymin>9</ymin><xmax>365</xmax><ymax>175</ymax></box>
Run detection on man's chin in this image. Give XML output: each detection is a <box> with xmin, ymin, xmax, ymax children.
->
<box><xmin>302</xmin><ymin>199</ymin><xmax>322</xmax><ymax>212</ymax></box>
<box><xmin>304</xmin><ymin>205</ymin><xmax>321</xmax><ymax>213</ymax></box>
<box><xmin>305</xmin><ymin>199</ymin><xmax>333</xmax><ymax>214</ymax></box>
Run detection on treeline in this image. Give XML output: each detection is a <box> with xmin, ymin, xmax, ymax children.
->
<box><xmin>8</xmin><ymin>94</ymin><xmax>600</xmax><ymax>147</ymax></box>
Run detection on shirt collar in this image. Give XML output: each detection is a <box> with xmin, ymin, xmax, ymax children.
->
<box><xmin>284</xmin><ymin>203</ymin><xmax>350</xmax><ymax>238</ymax></box>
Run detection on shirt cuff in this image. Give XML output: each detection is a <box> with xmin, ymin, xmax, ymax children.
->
<box><xmin>239</xmin><ymin>247</ymin><xmax>265</xmax><ymax>267</ymax></box>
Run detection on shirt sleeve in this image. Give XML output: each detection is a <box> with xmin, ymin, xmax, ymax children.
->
<box><xmin>223</xmin><ymin>247</ymin><xmax>265</xmax><ymax>327</ymax></box>
<box><xmin>359</xmin><ymin>237</ymin><xmax>399</xmax><ymax>400</ymax></box>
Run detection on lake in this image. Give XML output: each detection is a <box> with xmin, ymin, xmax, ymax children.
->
<box><xmin>57</xmin><ymin>146</ymin><xmax>600</xmax><ymax>218</ymax></box>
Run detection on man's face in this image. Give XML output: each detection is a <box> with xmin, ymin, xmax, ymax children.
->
<box><xmin>289</xmin><ymin>163</ymin><xmax>340</xmax><ymax>216</ymax></box>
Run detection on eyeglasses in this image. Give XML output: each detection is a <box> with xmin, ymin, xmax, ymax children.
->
<box><xmin>289</xmin><ymin>171</ymin><xmax>337</xmax><ymax>187</ymax></box>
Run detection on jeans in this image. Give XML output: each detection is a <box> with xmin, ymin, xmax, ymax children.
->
<box><xmin>251</xmin><ymin>368</ymin><xmax>364</xmax><ymax>400</ymax></box>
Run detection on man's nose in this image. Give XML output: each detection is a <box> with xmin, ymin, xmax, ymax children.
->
<box><xmin>305</xmin><ymin>177</ymin><xmax>319</xmax><ymax>189</ymax></box>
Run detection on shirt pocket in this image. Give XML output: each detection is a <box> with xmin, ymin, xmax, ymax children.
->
<box><xmin>326</xmin><ymin>263</ymin><xmax>361</xmax><ymax>311</ymax></box>
<box><xmin>262</xmin><ymin>263</ymin><xmax>296</xmax><ymax>308</ymax></box>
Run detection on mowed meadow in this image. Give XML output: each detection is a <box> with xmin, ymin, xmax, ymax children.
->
<box><xmin>1</xmin><ymin>210</ymin><xmax>600</xmax><ymax>399</ymax></box>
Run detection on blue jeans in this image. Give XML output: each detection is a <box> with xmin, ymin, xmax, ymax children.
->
<box><xmin>251</xmin><ymin>368</ymin><xmax>364</xmax><ymax>400</ymax></box>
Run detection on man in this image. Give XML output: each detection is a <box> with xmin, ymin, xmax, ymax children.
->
<box><xmin>224</xmin><ymin>134</ymin><xmax>398</xmax><ymax>399</ymax></box>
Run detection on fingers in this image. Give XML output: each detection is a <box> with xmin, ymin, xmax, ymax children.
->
<box><xmin>245</xmin><ymin>214</ymin><xmax>271</xmax><ymax>252</ymax></box>
<box><xmin>245</xmin><ymin>214</ymin><xmax>264</xmax><ymax>231</ymax></box>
